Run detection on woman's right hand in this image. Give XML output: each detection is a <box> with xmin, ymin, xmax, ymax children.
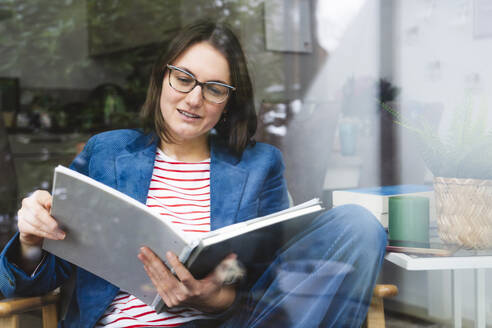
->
<box><xmin>17</xmin><ymin>190</ymin><xmax>66</xmax><ymax>248</ymax></box>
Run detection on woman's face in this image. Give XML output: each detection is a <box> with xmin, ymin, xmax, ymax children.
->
<box><xmin>160</xmin><ymin>41</ymin><xmax>231</xmax><ymax>145</ymax></box>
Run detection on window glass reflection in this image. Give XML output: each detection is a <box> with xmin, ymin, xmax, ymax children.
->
<box><xmin>0</xmin><ymin>0</ymin><xmax>490</xmax><ymax>326</ymax></box>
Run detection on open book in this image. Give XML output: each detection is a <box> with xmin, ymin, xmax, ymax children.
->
<box><xmin>43</xmin><ymin>165</ymin><xmax>324</xmax><ymax>312</ymax></box>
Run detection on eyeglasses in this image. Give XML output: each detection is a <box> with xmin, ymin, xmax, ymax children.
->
<box><xmin>166</xmin><ymin>64</ymin><xmax>236</xmax><ymax>104</ymax></box>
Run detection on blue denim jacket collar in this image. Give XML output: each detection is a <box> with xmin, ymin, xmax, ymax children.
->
<box><xmin>114</xmin><ymin>132</ymin><xmax>248</xmax><ymax>231</ymax></box>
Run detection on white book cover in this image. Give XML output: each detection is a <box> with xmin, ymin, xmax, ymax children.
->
<box><xmin>44</xmin><ymin>165</ymin><xmax>324</xmax><ymax>312</ymax></box>
<box><xmin>332</xmin><ymin>185</ymin><xmax>434</xmax><ymax>227</ymax></box>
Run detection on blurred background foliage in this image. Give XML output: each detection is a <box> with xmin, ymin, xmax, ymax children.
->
<box><xmin>0</xmin><ymin>0</ymin><xmax>289</xmax><ymax>133</ymax></box>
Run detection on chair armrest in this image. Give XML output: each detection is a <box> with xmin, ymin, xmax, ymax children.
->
<box><xmin>373</xmin><ymin>284</ymin><xmax>398</xmax><ymax>298</ymax></box>
<box><xmin>0</xmin><ymin>290</ymin><xmax>60</xmax><ymax>317</ymax></box>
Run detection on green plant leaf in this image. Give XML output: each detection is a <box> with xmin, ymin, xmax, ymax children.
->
<box><xmin>379</xmin><ymin>96</ymin><xmax>492</xmax><ymax>180</ymax></box>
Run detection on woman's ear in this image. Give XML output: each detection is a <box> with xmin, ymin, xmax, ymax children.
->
<box><xmin>220</xmin><ymin>109</ymin><xmax>228</xmax><ymax>123</ymax></box>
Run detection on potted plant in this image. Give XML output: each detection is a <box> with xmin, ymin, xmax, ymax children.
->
<box><xmin>382</xmin><ymin>95</ymin><xmax>492</xmax><ymax>248</ymax></box>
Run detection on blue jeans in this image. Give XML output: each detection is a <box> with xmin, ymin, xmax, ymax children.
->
<box><xmin>183</xmin><ymin>204</ymin><xmax>387</xmax><ymax>328</ymax></box>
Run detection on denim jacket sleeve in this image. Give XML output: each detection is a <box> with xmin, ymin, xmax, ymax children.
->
<box><xmin>0</xmin><ymin>137</ymin><xmax>98</xmax><ymax>298</ymax></box>
<box><xmin>257</xmin><ymin>146</ymin><xmax>290</xmax><ymax>216</ymax></box>
<box><xmin>0</xmin><ymin>233</ymin><xmax>73</xmax><ymax>297</ymax></box>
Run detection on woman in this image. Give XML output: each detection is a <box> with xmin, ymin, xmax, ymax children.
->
<box><xmin>0</xmin><ymin>22</ymin><xmax>386</xmax><ymax>327</ymax></box>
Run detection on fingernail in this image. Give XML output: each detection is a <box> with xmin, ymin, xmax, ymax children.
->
<box><xmin>54</xmin><ymin>228</ymin><xmax>65</xmax><ymax>238</ymax></box>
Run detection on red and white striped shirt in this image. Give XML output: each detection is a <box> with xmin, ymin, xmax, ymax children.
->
<box><xmin>97</xmin><ymin>149</ymin><xmax>214</xmax><ymax>327</ymax></box>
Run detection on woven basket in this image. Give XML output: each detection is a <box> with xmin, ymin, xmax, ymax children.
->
<box><xmin>434</xmin><ymin>177</ymin><xmax>492</xmax><ymax>249</ymax></box>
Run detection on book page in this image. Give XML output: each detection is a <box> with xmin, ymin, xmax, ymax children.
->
<box><xmin>44</xmin><ymin>166</ymin><xmax>189</xmax><ymax>307</ymax></box>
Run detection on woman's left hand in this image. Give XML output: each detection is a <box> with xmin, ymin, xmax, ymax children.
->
<box><xmin>138</xmin><ymin>247</ymin><xmax>237</xmax><ymax>313</ymax></box>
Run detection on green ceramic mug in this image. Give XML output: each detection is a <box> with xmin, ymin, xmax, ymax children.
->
<box><xmin>388</xmin><ymin>196</ymin><xmax>430</xmax><ymax>243</ymax></box>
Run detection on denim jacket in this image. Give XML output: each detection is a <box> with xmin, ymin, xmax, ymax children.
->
<box><xmin>0</xmin><ymin>129</ymin><xmax>289</xmax><ymax>327</ymax></box>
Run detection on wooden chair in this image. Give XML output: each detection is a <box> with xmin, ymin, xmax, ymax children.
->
<box><xmin>0</xmin><ymin>289</ymin><xmax>59</xmax><ymax>328</ymax></box>
<box><xmin>0</xmin><ymin>284</ymin><xmax>397</xmax><ymax>328</ymax></box>
<box><xmin>366</xmin><ymin>284</ymin><xmax>399</xmax><ymax>328</ymax></box>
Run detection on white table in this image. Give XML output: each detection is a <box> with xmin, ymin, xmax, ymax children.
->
<box><xmin>386</xmin><ymin>251</ymin><xmax>492</xmax><ymax>328</ymax></box>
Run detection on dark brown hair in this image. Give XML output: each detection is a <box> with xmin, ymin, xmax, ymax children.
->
<box><xmin>140</xmin><ymin>21</ymin><xmax>257</xmax><ymax>155</ymax></box>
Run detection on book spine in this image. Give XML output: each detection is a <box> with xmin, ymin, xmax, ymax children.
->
<box><xmin>151</xmin><ymin>295</ymin><xmax>165</xmax><ymax>313</ymax></box>
<box><xmin>151</xmin><ymin>241</ymin><xmax>200</xmax><ymax>313</ymax></box>
<box><xmin>179</xmin><ymin>240</ymin><xmax>199</xmax><ymax>264</ymax></box>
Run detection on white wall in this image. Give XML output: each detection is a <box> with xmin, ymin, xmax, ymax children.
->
<box><xmin>394</xmin><ymin>0</ymin><xmax>492</xmax><ymax>323</ymax></box>
<box><xmin>396</xmin><ymin>0</ymin><xmax>492</xmax><ymax>184</ymax></box>
<box><xmin>306</xmin><ymin>0</ymin><xmax>381</xmax><ymax>190</ymax></box>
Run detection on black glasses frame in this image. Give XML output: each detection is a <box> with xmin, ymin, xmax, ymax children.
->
<box><xmin>166</xmin><ymin>64</ymin><xmax>235</xmax><ymax>103</ymax></box>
